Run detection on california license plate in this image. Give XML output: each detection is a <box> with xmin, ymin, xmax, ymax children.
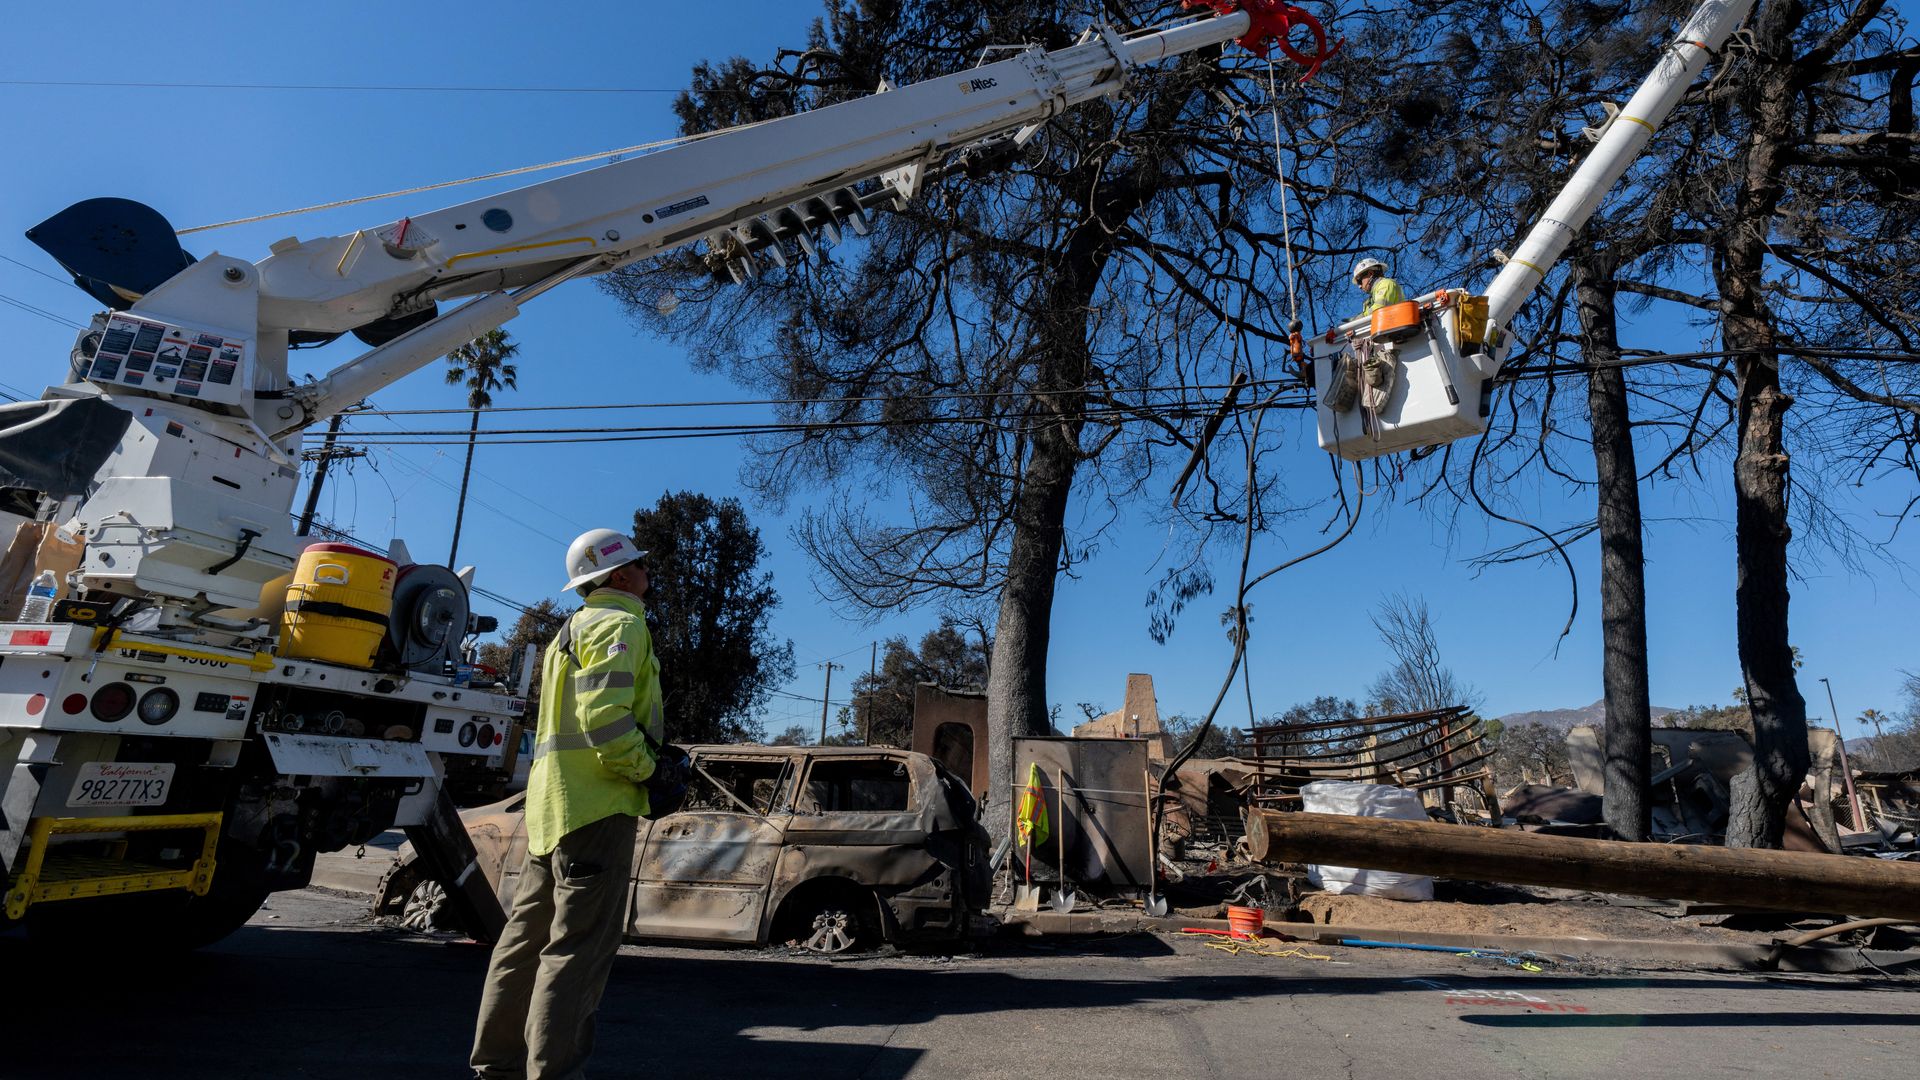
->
<box><xmin>67</xmin><ymin>762</ymin><xmax>175</xmax><ymax>808</ymax></box>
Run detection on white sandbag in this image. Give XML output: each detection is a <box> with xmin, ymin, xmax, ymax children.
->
<box><xmin>1300</xmin><ymin>781</ymin><xmax>1434</xmax><ymax>901</ymax></box>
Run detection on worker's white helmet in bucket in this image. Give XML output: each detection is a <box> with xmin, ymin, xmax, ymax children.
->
<box><xmin>1350</xmin><ymin>257</ymin><xmax>1387</xmax><ymax>286</ymax></box>
<box><xmin>562</xmin><ymin>528</ymin><xmax>647</xmax><ymax>592</ymax></box>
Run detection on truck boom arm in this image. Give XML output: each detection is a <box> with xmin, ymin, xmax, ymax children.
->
<box><xmin>260</xmin><ymin>3</ymin><xmax>1332</xmax><ymax>435</ymax></box>
<box><xmin>1482</xmin><ymin>0</ymin><xmax>1754</xmax><ymax>338</ymax></box>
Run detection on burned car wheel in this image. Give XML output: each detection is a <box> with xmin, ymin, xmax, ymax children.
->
<box><xmin>402</xmin><ymin>877</ymin><xmax>453</xmax><ymax>932</ymax></box>
<box><xmin>805</xmin><ymin>907</ymin><xmax>859</xmax><ymax>954</ymax></box>
<box><xmin>781</xmin><ymin>883</ymin><xmax>879</xmax><ymax>955</ymax></box>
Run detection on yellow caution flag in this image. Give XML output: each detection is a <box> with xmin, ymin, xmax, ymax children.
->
<box><xmin>1016</xmin><ymin>761</ymin><xmax>1050</xmax><ymax>848</ymax></box>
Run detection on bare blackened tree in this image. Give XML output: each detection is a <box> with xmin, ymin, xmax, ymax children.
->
<box><xmin>1366</xmin><ymin>593</ymin><xmax>1481</xmax><ymax>715</ymax></box>
<box><xmin>1572</xmin><ymin>252</ymin><xmax>1656</xmax><ymax>841</ymax></box>
<box><xmin>1643</xmin><ymin>0</ymin><xmax>1919</xmax><ymax>845</ymax></box>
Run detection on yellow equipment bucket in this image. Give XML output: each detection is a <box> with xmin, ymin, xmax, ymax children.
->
<box><xmin>1454</xmin><ymin>294</ymin><xmax>1491</xmax><ymax>350</ymax></box>
<box><xmin>278</xmin><ymin>543</ymin><xmax>397</xmax><ymax>669</ymax></box>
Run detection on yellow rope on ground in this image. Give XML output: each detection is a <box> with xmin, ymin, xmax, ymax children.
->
<box><xmin>1202</xmin><ymin>939</ymin><xmax>1332</xmax><ymax>960</ymax></box>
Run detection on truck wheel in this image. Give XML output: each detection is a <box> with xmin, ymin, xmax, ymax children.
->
<box><xmin>25</xmin><ymin>879</ymin><xmax>270</xmax><ymax>953</ymax></box>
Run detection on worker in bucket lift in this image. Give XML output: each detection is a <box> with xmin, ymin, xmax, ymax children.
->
<box><xmin>472</xmin><ymin>527</ymin><xmax>676</xmax><ymax>1080</ymax></box>
<box><xmin>1351</xmin><ymin>257</ymin><xmax>1404</xmax><ymax>320</ymax></box>
<box><xmin>1325</xmin><ymin>258</ymin><xmax>1406</xmax><ymax>428</ymax></box>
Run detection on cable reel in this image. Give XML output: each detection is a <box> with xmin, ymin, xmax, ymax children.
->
<box><xmin>385</xmin><ymin>564</ymin><xmax>470</xmax><ymax>673</ymax></box>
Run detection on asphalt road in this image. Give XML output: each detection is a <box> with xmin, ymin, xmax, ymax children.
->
<box><xmin>3</xmin><ymin>888</ymin><xmax>1915</xmax><ymax>1079</ymax></box>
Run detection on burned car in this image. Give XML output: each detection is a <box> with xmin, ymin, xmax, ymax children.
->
<box><xmin>375</xmin><ymin>745</ymin><xmax>989</xmax><ymax>953</ymax></box>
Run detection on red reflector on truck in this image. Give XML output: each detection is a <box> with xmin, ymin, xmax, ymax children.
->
<box><xmin>8</xmin><ymin>630</ymin><xmax>52</xmax><ymax>646</ymax></box>
<box><xmin>26</xmin><ymin>693</ymin><xmax>47</xmax><ymax>716</ymax></box>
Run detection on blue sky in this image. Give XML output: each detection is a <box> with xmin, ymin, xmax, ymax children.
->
<box><xmin>4</xmin><ymin>1</ymin><xmax>1914</xmax><ymax>737</ymax></box>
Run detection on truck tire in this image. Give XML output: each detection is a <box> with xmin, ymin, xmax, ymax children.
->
<box><xmin>25</xmin><ymin>877</ymin><xmax>271</xmax><ymax>953</ymax></box>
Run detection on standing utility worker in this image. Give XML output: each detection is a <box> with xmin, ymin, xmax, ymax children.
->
<box><xmin>472</xmin><ymin>527</ymin><xmax>664</xmax><ymax>1080</ymax></box>
<box><xmin>1351</xmin><ymin>257</ymin><xmax>1404</xmax><ymax>320</ymax></box>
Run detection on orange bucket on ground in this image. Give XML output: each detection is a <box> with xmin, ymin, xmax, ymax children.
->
<box><xmin>1226</xmin><ymin>904</ymin><xmax>1265</xmax><ymax>940</ymax></box>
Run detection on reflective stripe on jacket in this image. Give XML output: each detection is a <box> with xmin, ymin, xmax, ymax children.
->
<box><xmin>1360</xmin><ymin>276</ymin><xmax>1406</xmax><ymax>317</ymax></box>
<box><xmin>526</xmin><ymin>588</ymin><xmax>662</xmax><ymax>856</ymax></box>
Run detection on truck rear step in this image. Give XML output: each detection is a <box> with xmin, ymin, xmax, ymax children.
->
<box><xmin>4</xmin><ymin>812</ymin><xmax>220</xmax><ymax>919</ymax></box>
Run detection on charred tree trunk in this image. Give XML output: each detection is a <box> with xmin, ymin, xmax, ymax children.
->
<box><xmin>984</xmin><ymin>398</ymin><xmax>1080</xmax><ymax>843</ymax></box>
<box><xmin>1716</xmin><ymin>0</ymin><xmax>1810</xmax><ymax>849</ymax></box>
<box><xmin>983</xmin><ymin>162</ymin><xmax>1171</xmax><ymax>842</ymax></box>
<box><xmin>1575</xmin><ymin>254</ymin><xmax>1652</xmax><ymax>842</ymax></box>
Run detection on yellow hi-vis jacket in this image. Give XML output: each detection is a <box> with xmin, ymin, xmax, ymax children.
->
<box><xmin>1360</xmin><ymin>275</ymin><xmax>1406</xmax><ymax>317</ymax></box>
<box><xmin>526</xmin><ymin>588</ymin><xmax>662</xmax><ymax>856</ymax></box>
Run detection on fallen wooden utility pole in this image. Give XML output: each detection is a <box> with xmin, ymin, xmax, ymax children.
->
<box><xmin>1246</xmin><ymin>810</ymin><xmax>1920</xmax><ymax>921</ymax></box>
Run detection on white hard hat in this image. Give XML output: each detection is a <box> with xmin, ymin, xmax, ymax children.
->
<box><xmin>562</xmin><ymin>528</ymin><xmax>647</xmax><ymax>592</ymax></box>
<box><xmin>1351</xmin><ymin>257</ymin><xmax>1388</xmax><ymax>285</ymax></box>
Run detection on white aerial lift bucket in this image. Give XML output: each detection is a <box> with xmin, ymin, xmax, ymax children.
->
<box><xmin>1309</xmin><ymin>289</ymin><xmax>1504</xmax><ymax>461</ymax></box>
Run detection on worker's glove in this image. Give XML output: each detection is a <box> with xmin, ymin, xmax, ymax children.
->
<box><xmin>641</xmin><ymin>744</ymin><xmax>693</xmax><ymax>820</ymax></box>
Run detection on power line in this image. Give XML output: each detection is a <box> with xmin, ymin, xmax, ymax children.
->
<box><xmin>357</xmin><ymin>379</ymin><xmax>1284</xmax><ymax>417</ymax></box>
<box><xmin>179</xmin><ymin>118</ymin><xmax>774</xmax><ymax>234</ymax></box>
<box><xmin>0</xmin><ymin>253</ymin><xmax>72</xmax><ymax>287</ymax></box>
<box><xmin>364</xmin><ymin>411</ymin><xmax>590</xmax><ymax>537</ymax></box>
<box><xmin>1503</xmin><ymin>346</ymin><xmax>1920</xmax><ymax>380</ymax></box>
<box><xmin>363</xmin><ymin>440</ymin><xmax>573</xmax><ymax>546</ymax></box>
<box><xmin>769</xmin><ymin>689</ymin><xmax>853</xmax><ymax>708</ymax></box>
<box><xmin>0</xmin><ymin>290</ymin><xmax>84</xmax><ymax>330</ymax></box>
<box><xmin>341</xmin><ymin>388</ymin><xmax>1295</xmax><ymax>443</ymax></box>
<box><xmin>333</xmin><ymin>400</ymin><xmax>1309</xmax><ymax>448</ymax></box>
<box><xmin>795</xmin><ymin>640</ymin><xmax>878</xmax><ymax>667</ymax></box>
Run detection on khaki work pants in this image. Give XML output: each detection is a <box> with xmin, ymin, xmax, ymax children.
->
<box><xmin>471</xmin><ymin>812</ymin><xmax>638</xmax><ymax>1080</ymax></box>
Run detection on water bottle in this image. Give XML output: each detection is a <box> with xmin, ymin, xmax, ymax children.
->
<box><xmin>18</xmin><ymin>570</ymin><xmax>58</xmax><ymax>622</ymax></box>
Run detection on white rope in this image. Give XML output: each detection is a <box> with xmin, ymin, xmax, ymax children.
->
<box><xmin>177</xmin><ymin>118</ymin><xmax>774</xmax><ymax>235</ymax></box>
<box><xmin>1264</xmin><ymin>59</ymin><xmax>1300</xmax><ymax>330</ymax></box>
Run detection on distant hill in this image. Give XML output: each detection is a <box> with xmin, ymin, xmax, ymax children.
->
<box><xmin>1495</xmin><ymin>699</ymin><xmax>1678</xmax><ymax>731</ymax></box>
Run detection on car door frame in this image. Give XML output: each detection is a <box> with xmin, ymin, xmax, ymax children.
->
<box><xmin>624</xmin><ymin>750</ymin><xmax>795</xmax><ymax>944</ymax></box>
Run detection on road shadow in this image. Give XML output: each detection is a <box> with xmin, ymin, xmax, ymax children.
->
<box><xmin>2</xmin><ymin>922</ymin><xmax>1911</xmax><ymax>1078</ymax></box>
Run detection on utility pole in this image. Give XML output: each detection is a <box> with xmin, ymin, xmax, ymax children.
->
<box><xmin>1819</xmin><ymin>677</ymin><xmax>1867</xmax><ymax>832</ymax></box>
<box><xmin>862</xmin><ymin>641</ymin><xmax>877</xmax><ymax>745</ymax></box>
<box><xmin>296</xmin><ymin>414</ymin><xmax>368</xmax><ymax>536</ymax></box>
<box><xmin>817</xmin><ymin>661</ymin><xmax>842</xmax><ymax>745</ymax></box>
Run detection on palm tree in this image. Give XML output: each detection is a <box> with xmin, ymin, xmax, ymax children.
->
<box><xmin>1858</xmin><ymin>708</ymin><xmax>1890</xmax><ymax>769</ymax></box>
<box><xmin>443</xmin><ymin>329</ymin><xmax>519</xmax><ymax>566</ymax></box>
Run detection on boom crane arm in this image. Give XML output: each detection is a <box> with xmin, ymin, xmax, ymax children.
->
<box><xmin>243</xmin><ymin>2</ymin><xmax>1334</xmax><ymax>437</ymax></box>
<box><xmin>1480</xmin><ymin>0</ymin><xmax>1755</xmax><ymax>342</ymax></box>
